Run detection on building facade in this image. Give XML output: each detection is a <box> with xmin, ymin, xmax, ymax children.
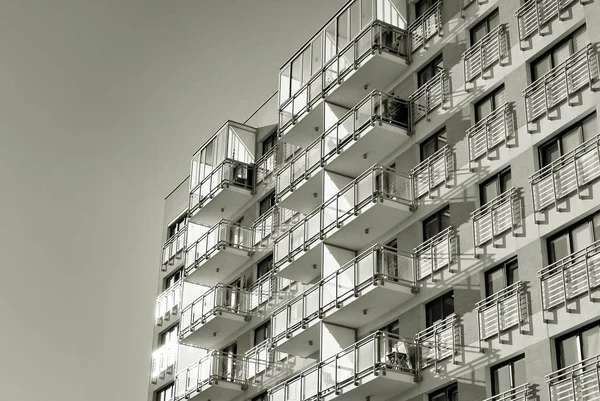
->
<box><xmin>148</xmin><ymin>1</ymin><xmax>600</xmax><ymax>401</ymax></box>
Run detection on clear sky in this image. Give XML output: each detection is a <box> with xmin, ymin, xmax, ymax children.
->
<box><xmin>0</xmin><ymin>1</ymin><xmax>346</xmax><ymax>400</ymax></box>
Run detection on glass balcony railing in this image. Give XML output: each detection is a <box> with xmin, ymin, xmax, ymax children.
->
<box><xmin>547</xmin><ymin>354</ymin><xmax>600</xmax><ymax>401</ymax></box>
<box><xmin>156</xmin><ymin>279</ymin><xmax>183</xmax><ymax>326</ymax></box>
<box><xmin>255</xmin><ymin>142</ymin><xmax>298</xmax><ymax>187</ymax></box>
<box><xmin>276</xmin><ymin>91</ymin><xmax>410</xmax><ymax>200</ymax></box>
<box><xmin>463</xmin><ymin>24</ymin><xmax>508</xmax><ymax>82</ymax></box>
<box><xmin>253</xmin><ymin>206</ymin><xmax>303</xmax><ymax>249</ymax></box>
<box><xmin>269</xmin><ymin>331</ymin><xmax>418</xmax><ymax>401</ymax></box>
<box><xmin>524</xmin><ymin>44</ymin><xmax>599</xmax><ymax>124</ymax></box>
<box><xmin>530</xmin><ymin>133</ymin><xmax>600</xmax><ymax>214</ymax></box>
<box><xmin>408</xmin><ymin>1</ymin><xmax>442</xmax><ymax>52</ymax></box>
<box><xmin>476</xmin><ymin>281</ymin><xmax>526</xmax><ymax>346</ymax></box>
<box><xmin>410</xmin><ymin>69</ymin><xmax>448</xmax><ymax>124</ymax></box>
<box><xmin>415</xmin><ymin>314</ymin><xmax>459</xmax><ymax>370</ymax></box>
<box><xmin>151</xmin><ymin>342</ymin><xmax>178</xmax><ymax>383</ymax></box>
<box><xmin>472</xmin><ymin>188</ymin><xmax>521</xmax><ymax>251</ymax></box>
<box><xmin>467</xmin><ymin>103</ymin><xmax>514</xmax><ymax>167</ymax></box>
<box><xmin>274</xmin><ymin>166</ymin><xmax>413</xmax><ymax>268</ymax></box>
<box><xmin>411</xmin><ymin>145</ymin><xmax>451</xmax><ymax>199</ymax></box>
<box><xmin>414</xmin><ymin>227</ymin><xmax>455</xmax><ymax>281</ymax></box>
<box><xmin>162</xmin><ymin>226</ymin><xmax>187</xmax><ymax>270</ymax></box>
<box><xmin>539</xmin><ymin>239</ymin><xmax>600</xmax><ymax>312</ymax></box>
<box><xmin>272</xmin><ymin>245</ymin><xmax>416</xmax><ymax>344</ymax></box>
<box><xmin>517</xmin><ymin>0</ymin><xmax>579</xmax><ymax>44</ymax></box>
<box><xmin>481</xmin><ymin>383</ymin><xmax>533</xmax><ymax>401</ymax></box>
<box><xmin>189</xmin><ymin>159</ymin><xmax>254</xmax><ymax>215</ymax></box>
<box><xmin>174</xmin><ymin>351</ymin><xmax>248</xmax><ymax>401</ymax></box>
<box><xmin>245</xmin><ymin>339</ymin><xmax>289</xmax><ymax>383</ymax></box>
<box><xmin>185</xmin><ymin>219</ymin><xmax>254</xmax><ymax>276</ymax></box>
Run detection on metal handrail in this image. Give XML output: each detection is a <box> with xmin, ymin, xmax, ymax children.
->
<box><xmin>156</xmin><ymin>279</ymin><xmax>183</xmax><ymax>326</ymax></box>
<box><xmin>410</xmin><ymin>144</ymin><xmax>451</xmax><ymax>199</ymax></box>
<box><xmin>161</xmin><ymin>226</ymin><xmax>187</xmax><ymax>269</ymax></box>
<box><xmin>463</xmin><ymin>24</ymin><xmax>508</xmax><ymax>82</ymax></box>
<box><xmin>482</xmin><ymin>383</ymin><xmax>532</xmax><ymax>401</ymax></box>
<box><xmin>415</xmin><ymin>314</ymin><xmax>459</xmax><ymax>370</ymax></box>
<box><xmin>271</xmin><ymin>244</ymin><xmax>417</xmax><ymax>343</ymax></box>
<box><xmin>413</xmin><ymin>226</ymin><xmax>455</xmax><ymax>280</ymax></box>
<box><xmin>546</xmin><ymin>354</ymin><xmax>600</xmax><ymax>401</ymax></box>
<box><xmin>409</xmin><ymin>69</ymin><xmax>448</xmax><ymax>123</ymax></box>
<box><xmin>476</xmin><ymin>281</ymin><xmax>526</xmax><ymax>345</ymax></box>
<box><xmin>408</xmin><ymin>0</ymin><xmax>443</xmax><ymax>52</ymax></box>
<box><xmin>244</xmin><ymin>338</ymin><xmax>289</xmax><ymax>381</ymax></box>
<box><xmin>523</xmin><ymin>44</ymin><xmax>599</xmax><ymax>124</ymax></box>
<box><xmin>467</xmin><ymin>102</ymin><xmax>513</xmax><ymax>166</ymax></box>
<box><xmin>252</xmin><ymin>206</ymin><xmax>303</xmax><ymax>249</ymax></box>
<box><xmin>273</xmin><ymin>165</ymin><xmax>414</xmax><ymax>268</ymax></box>
<box><xmin>538</xmin><ymin>238</ymin><xmax>600</xmax><ymax>311</ymax></box>
<box><xmin>529</xmin><ymin>133</ymin><xmax>600</xmax><ymax>213</ymax></box>
<box><xmin>516</xmin><ymin>0</ymin><xmax>580</xmax><ymax>43</ymax></box>
<box><xmin>255</xmin><ymin>146</ymin><xmax>277</xmax><ymax>186</ymax></box>
<box><xmin>472</xmin><ymin>188</ymin><xmax>520</xmax><ymax>249</ymax></box>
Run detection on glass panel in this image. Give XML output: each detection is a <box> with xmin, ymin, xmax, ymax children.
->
<box><xmin>492</xmin><ymin>364</ymin><xmax>512</xmax><ymax>395</ymax></box>
<box><xmin>541</xmin><ymin>142</ymin><xmax>560</xmax><ymax>167</ymax></box>
<box><xmin>302</xmin><ymin>48</ymin><xmax>311</xmax><ymax>84</ymax></box>
<box><xmin>488</xmin><ymin>11</ymin><xmax>500</xmax><ymax>32</ymax></box>
<box><xmin>493</xmin><ymin>87</ymin><xmax>506</xmax><ymax>110</ymax></box>
<box><xmin>507</xmin><ymin>260</ymin><xmax>519</xmax><ymax>286</ymax></box>
<box><xmin>512</xmin><ymin>357</ymin><xmax>527</xmax><ymax>388</ymax></box>
<box><xmin>549</xmin><ymin>233</ymin><xmax>570</xmax><ymax>264</ymax></box>
<box><xmin>291</xmin><ymin>55</ymin><xmax>303</xmax><ymax>95</ymax></box>
<box><xmin>471</xmin><ymin>22</ymin><xmax>488</xmax><ymax>46</ymax></box>
<box><xmin>481</xmin><ymin>178</ymin><xmax>498</xmax><ymax>205</ymax></box>
<box><xmin>325</xmin><ymin>22</ymin><xmax>337</xmax><ymax>63</ymax></box>
<box><xmin>486</xmin><ymin>267</ymin><xmax>504</xmax><ymax>296</ymax></box>
<box><xmin>561</xmin><ymin>126</ymin><xmax>582</xmax><ymax>155</ymax></box>
<box><xmin>350</xmin><ymin>1</ymin><xmax>360</xmax><ymax>41</ymax></box>
<box><xmin>571</xmin><ymin>221</ymin><xmax>592</xmax><ymax>253</ymax></box>
<box><xmin>311</xmin><ymin>34</ymin><xmax>323</xmax><ymax>76</ymax></box>
<box><xmin>582</xmin><ymin>113</ymin><xmax>598</xmax><ymax>142</ymax></box>
<box><xmin>552</xmin><ymin>40</ymin><xmax>571</xmax><ymax>67</ymax></box>
<box><xmin>572</xmin><ymin>25</ymin><xmax>589</xmax><ymax>53</ymax></box>
<box><xmin>558</xmin><ymin>334</ymin><xmax>581</xmax><ymax>368</ymax></box>
<box><xmin>532</xmin><ymin>54</ymin><xmax>551</xmax><ymax>82</ymax></box>
<box><xmin>593</xmin><ymin>213</ymin><xmax>600</xmax><ymax>242</ymax></box>
<box><xmin>424</xmin><ymin>219</ymin><xmax>439</xmax><ymax>241</ymax></box>
<box><xmin>280</xmin><ymin>66</ymin><xmax>291</xmax><ymax>104</ymax></box>
<box><xmin>361</xmin><ymin>0</ymin><xmax>373</xmax><ymax>29</ymax></box>
<box><xmin>475</xmin><ymin>97</ymin><xmax>492</xmax><ymax>123</ymax></box>
<box><xmin>338</xmin><ymin>9</ymin><xmax>350</xmax><ymax>51</ymax></box>
<box><xmin>582</xmin><ymin>325</ymin><xmax>600</xmax><ymax>360</ymax></box>
<box><xmin>500</xmin><ymin>170</ymin><xmax>512</xmax><ymax>193</ymax></box>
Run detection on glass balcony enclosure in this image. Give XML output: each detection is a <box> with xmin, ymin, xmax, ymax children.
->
<box><xmin>278</xmin><ymin>0</ymin><xmax>409</xmax><ymax>145</ymax></box>
<box><xmin>189</xmin><ymin>121</ymin><xmax>256</xmax><ymax>225</ymax></box>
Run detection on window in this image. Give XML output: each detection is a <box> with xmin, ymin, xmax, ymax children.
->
<box><xmin>420</xmin><ymin>128</ymin><xmax>447</xmax><ymax>161</ymax></box>
<box><xmin>470</xmin><ymin>9</ymin><xmax>500</xmax><ymax>46</ymax></box>
<box><xmin>423</xmin><ymin>205</ymin><xmax>451</xmax><ymax>241</ymax></box>
<box><xmin>418</xmin><ymin>54</ymin><xmax>443</xmax><ymax>87</ymax></box>
<box><xmin>491</xmin><ymin>355</ymin><xmax>526</xmax><ymax>396</ymax></box>
<box><xmin>429</xmin><ymin>383</ymin><xmax>458</xmax><ymax>401</ymax></box>
<box><xmin>539</xmin><ymin>112</ymin><xmax>597</xmax><ymax>167</ymax></box>
<box><xmin>167</xmin><ymin>214</ymin><xmax>187</xmax><ymax>239</ymax></box>
<box><xmin>259</xmin><ymin>192</ymin><xmax>276</xmax><ymax>216</ymax></box>
<box><xmin>479</xmin><ymin>168</ymin><xmax>511</xmax><ymax>205</ymax></box>
<box><xmin>163</xmin><ymin>269</ymin><xmax>182</xmax><ymax>291</ymax></box>
<box><xmin>416</xmin><ymin>0</ymin><xmax>439</xmax><ymax>19</ymax></box>
<box><xmin>221</xmin><ymin>342</ymin><xmax>238</xmax><ymax>379</ymax></box>
<box><xmin>262</xmin><ymin>131</ymin><xmax>277</xmax><ymax>156</ymax></box>
<box><xmin>254</xmin><ymin>320</ymin><xmax>271</xmax><ymax>346</ymax></box>
<box><xmin>531</xmin><ymin>25</ymin><xmax>588</xmax><ymax>82</ymax></box>
<box><xmin>252</xmin><ymin>393</ymin><xmax>268</xmax><ymax>401</ymax></box>
<box><xmin>159</xmin><ymin>325</ymin><xmax>178</xmax><ymax>346</ymax></box>
<box><xmin>485</xmin><ymin>258</ymin><xmax>519</xmax><ymax>296</ymax></box>
<box><xmin>547</xmin><ymin>209</ymin><xmax>600</xmax><ymax>264</ymax></box>
<box><xmin>426</xmin><ymin>291</ymin><xmax>454</xmax><ymax>328</ymax></box>
<box><xmin>155</xmin><ymin>384</ymin><xmax>174</xmax><ymax>401</ymax></box>
<box><xmin>556</xmin><ymin>320</ymin><xmax>600</xmax><ymax>369</ymax></box>
<box><xmin>257</xmin><ymin>254</ymin><xmax>274</xmax><ymax>279</ymax></box>
<box><xmin>474</xmin><ymin>85</ymin><xmax>506</xmax><ymax>123</ymax></box>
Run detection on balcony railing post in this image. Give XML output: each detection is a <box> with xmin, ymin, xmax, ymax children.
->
<box><xmin>560</xmin><ymin>263</ymin><xmax>569</xmax><ymax>309</ymax></box>
<box><xmin>584</xmin><ymin>248</ymin><xmax>593</xmax><ymax>301</ymax></box>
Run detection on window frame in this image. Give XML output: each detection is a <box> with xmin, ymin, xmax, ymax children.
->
<box><xmin>484</xmin><ymin>257</ymin><xmax>519</xmax><ymax>297</ymax></box>
<box><xmin>490</xmin><ymin>354</ymin><xmax>526</xmax><ymax>396</ymax></box>
<box><xmin>163</xmin><ymin>268</ymin><xmax>183</xmax><ymax>291</ymax></box>
<box><xmin>425</xmin><ymin>290</ymin><xmax>455</xmax><ymax>328</ymax></box>
<box><xmin>555</xmin><ymin>320</ymin><xmax>600</xmax><ymax>369</ymax></box>
<box><xmin>262</xmin><ymin>131</ymin><xmax>277</xmax><ymax>156</ymax></box>
<box><xmin>546</xmin><ymin>209</ymin><xmax>600</xmax><ymax>264</ymax></box>
<box><xmin>479</xmin><ymin>167</ymin><xmax>512</xmax><ymax>205</ymax></box>
<box><xmin>474</xmin><ymin>84</ymin><xmax>505</xmax><ymax>123</ymax></box>
<box><xmin>159</xmin><ymin>324</ymin><xmax>179</xmax><ymax>346</ymax></box>
<box><xmin>428</xmin><ymin>382</ymin><xmax>458</xmax><ymax>401</ymax></box>
<box><xmin>418</xmin><ymin>54</ymin><xmax>443</xmax><ymax>88</ymax></box>
<box><xmin>167</xmin><ymin>213</ymin><xmax>187</xmax><ymax>240</ymax></box>
<box><xmin>259</xmin><ymin>192</ymin><xmax>276</xmax><ymax>217</ymax></box>
<box><xmin>420</xmin><ymin>127</ymin><xmax>447</xmax><ymax>161</ymax></box>
<box><xmin>538</xmin><ymin>112</ymin><xmax>597</xmax><ymax>168</ymax></box>
<box><xmin>415</xmin><ymin>0</ymin><xmax>439</xmax><ymax>20</ymax></box>
<box><xmin>530</xmin><ymin>25</ymin><xmax>587</xmax><ymax>82</ymax></box>
<box><xmin>422</xmin><ymin>205</ymin><xmax>451</xmax><ymax>242</ymax></box>
<box><xmin>257</xmin><ymin>254</ymin><xmax>274</xmax><ymax>279</ymax></box>
<box><xmin>155</xmin><ymin>384</ymin><xmax>174</xmax><ymax>401</ymax></box>
<box><xmin>254</xmin><ymin>320</ymin><xmax>272</xmax><ymax>346</ymax></box>
<box><xmin>469</xmin><ymin>9</ymin><xmax>500</xmax><ymax>46</ymax></box>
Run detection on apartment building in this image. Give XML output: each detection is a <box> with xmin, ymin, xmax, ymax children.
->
<box><xmin>148</xmin><ymin>1</ymin><xmax>600</xmax><ymax>401</ymax></box>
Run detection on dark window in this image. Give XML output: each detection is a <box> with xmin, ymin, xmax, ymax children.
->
<box><xmin>254</xmin><ymin>320</ymin><xmax>271</xmax><ymax>346</ymax></box>
<box><xmin>262</xmin><ymin>131</ymin><xmax>277</xmax><ymax>156</ymax></box>
<box><xmin>426</xmin><ymin>291</ymin><xmax>454</xmax><ymax>328</ymax></box>
<box><xmin>480</xmin><ymin>168</ymin><xmax>512</xmax><ymax>205</ymax></box>
<box><xmin>556</xmin><ymin>320</ymin><xmax>600</xmax><ymax>369</ymax></box>
<box><xmin>531</xmin><ymin>25</ymin><xmax>588</xmax><ymax>82</ymax></box>
<box><xmin>475</xmin><ymin>85</ymin><xmax>506</xmax><ymax>123</ymax></box>
<box><xmin>257</xmin><ymin>254</ymin><xmax>274</xmax><ymax>279</ymax></box>
<box><xmin>221</xmin><ymin>342</ymin><xmax>238</xmax><ymax>379</ymax></box>
<box><xmin>547</xmin><ymin>210</ymin><xmax>600</xmax><ymax>264</ymax></box>
<box><xmin>429</xmin><ymin>383</ymin><xmax>458</xmax><ymax>401</ymax></box>
<box><xmin>420</xmin><ymin>128</ymin><xmax>447</xmax><ymax>161</ymax></box>
<box><xmin>416</xmin><ymin>0</ymin><xmax>439</xmax><ymax>19</ymax></box>
<box><xmin>380</xmin><ymin>319</ymin><xmax>400</xmax><ymax>334</ymax></box>
<box><xmin>418</xmin><ymin>54</ymin><xmax>443</xmax><ymax>87</ymax></box>
<box><xmin>423</xmin><ymin>205</ymin><xmax>451</xmax><ymax>241</ymax></box>
<box><xmin>485</xmin><ymin>257</ymin><xmax>519</xmax><ymax>297</ymax></box>
<box><xmin>470</xmin><ymin>9</ymin><xmax>500</xmax><ymax>46</ymax></box>
<box><xmin>159</xmin><ymin>325</ymin><xmax>178</xmax><ymax>346</ymax></box>
<box><xmin>259</xmin><ymin>192</ymin><xmax>276</xmax><ymax>216</ymax></box>
<box><xmin>155</xmin><ymin>384</ymin><xmax>174</xmax><ymax>401</ymax></box>
<box><xmin>167</xmin><ymin>214</ymin><xmax>187</xmax><ymax>239</ymax></box>
<box><xmin>539</xmin><ymin>112</ymin><xmax>597</xmax><ymax>167</ymax></box>
<box><xmin>491</xmin><ymin>355</ymin><xmax>526</xmax><ymax>396</ymax></box>
<box><xmin>252</xmin><ymin>393</ymin><xmax>269</xmax><ymax>401</ymax></box>
<box><xmin>163</xmin><ymin>269</ymin><xmax>182</xmax><ymax>291</ymax></box>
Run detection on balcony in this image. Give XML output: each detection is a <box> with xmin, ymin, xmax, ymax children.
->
<box><xmin>151</xmin><ymin>342</ymin><xmax>177</xmax><ymax>383</ymax></box>
<box><xmin>253</xmin><ymin>206</ymin><xmax>303</xmax><ymax>250</ymax></box>
<box><xmin>174</xmin><ymin>351</ymin><xmax>247</xmax><ymax>401</ymax></box>
<box><xmin>524</xmin><ymin>44</ymin><xmax>599</xmax><ymax>127</ymax></box>
<box><xmin>278</xmin><ymin>0</ymin><xmax>410</xmax><ymax>147</ymax></box>
<box><xmin>517</xmin><ymin>0</ymin><xmax>580</xmax><ymax>46</ymax></box>
<box><xmin>162</xmin><ymin>226</ymin><xmax>187</xmax><ymax>271</ymax></box>
<box><xmin>180</xmin><ymin>284</ymin><xmax>251</xmax><ymax>349</ymax></box>
<box><xmin>189</xmin><ymin>121</ymin><xmax>256</xmax><ymax>225</ymax></box>
<box><xmin>539</xmin><ymin>239</ymin><xmax>600</xmax><ymax>313</ymax></box>
<box><xmin>408</xmin><ymin>1</ymin><xmax>442</xmax><ymax>53</ymax></box>
<box><xmin>415</xmin><ymin>314</ymin><xmax>460</xmax><ymax>371</ymax></box>
<box><xmin>156</xmin><ymin>279</ymin><xmax>183</xmax><ymax>326</ymax></box>
<box><xmin>245</xmin><ymin>339</ymin><xmax>291</xmax><ymax>387</ymax></box>
<box><xmin>547</xmin><ymin>354</ymin><xmax>600</xmax><ymax>401</ymax></box>
<box><xmin>467</xmin><ymin>103</ymin><xmax>514</xmax><ymax>169</ymax></box>
<box><xmin>274</xmin><ymin>166</ymin><xmax>414</xmax><ymax>283</ymax></box>
<box><xmin>481</xmin><ymin>383</ymin><xmax>533</xmax><ymax>401</ymax></box>
<box><xmin>185</xmin><ymin>220</ymin><xmax>253</xmax><ymax>286</ymax></box>
<box><xmin>256</xmin><ymin>142</ymin><xmax>298</xmax><ymax>189</ymax></box>
<box><xmin>269</xmin><ymin>332</ymin><xmax>418</xmax><ymax>401</ymax></box>
<box><xmin>414</xmin><ymin>227</ymin><xmax>456</xmax><ymax>281</ymax></box>
<box><xmin>476</xmin><ymin>281</ymin><xmax>527</xmax><ymax>348</ymax></box>
<box><xmin>411</xmin><ymin>145</ymin><xmax>452</xmax><ymax>199</ymax></box>
<box><xmin>463</xmin><ymin>24</ymin><xmax>508</xmax><ymax>82</ymax></box>
<box><xmin>276</xmin><ymin>91</ymin><xmax>411</xmax><ymax>214</ymax></box>
<box><xmin>472</xmin><ymin>188</ymin><xmax>522</xmax><ymax>253</ymax></box>
<box><xmin>271</xmin><ymin>245</ymin><xmax>417</xmax><ymax>356</ymax></box>
<box><xmin>410</xmin><ymin>69</ymin><xmax>448</xmax><ymax>124</ymax></box>
<box><xmin>530</xmin><ymin>134</ymin><xmax>600</xmax><ymax>216</ymax></box>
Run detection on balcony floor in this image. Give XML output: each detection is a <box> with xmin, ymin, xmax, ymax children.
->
<box><xmin>186</xmin><ymin>381</ymin><xmax>244</xmax><ymax>401</ymax></box>
<box><xmin>273</xmin><ymin>319</ymin><xmax>320</xmax><ymax>358</ymax></box>
<box><xmin>280</xmin><ymin>100</ymin><xmax>325</xmax><ymax>148</ymax></box>
<box><xmin>323</xmin><ymin>369</ymin><xmax>416</xmax><ymax>401</ymax></box>
<box><xmin>186</xmin><ymin>248</ymin><xmax>251</xmax><ymax>286</ymax></box>
<box><xmin>181</xmin><ymin>311</ymin><xmax>247</xmax><ymax>349</ymax></box>
<box><xmin>190</xmin><ymin>186</ymin><xmax>253</xmax><ymax>226</ymax></box>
